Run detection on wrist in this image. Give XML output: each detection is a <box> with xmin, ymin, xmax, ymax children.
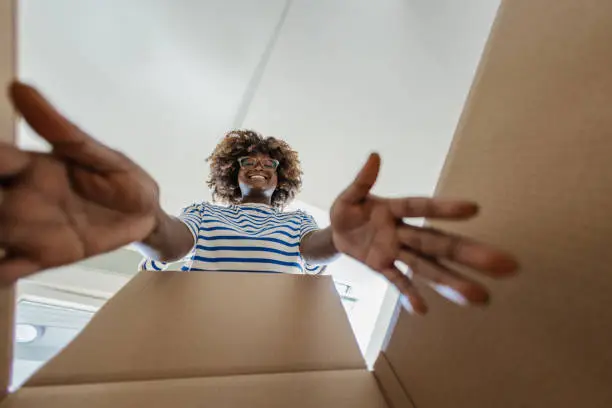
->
<box><xmin>329</xmin><ymin>227</ymin><xmax>341</xmax><ymax>255</ymax></box>
<box><xmin>321</xmin><ymin>226</ymin><xmax>339</xmax><ymax>255</ymax></box>
<box><xmin>300</xmin><ymin>226</ymin><xmax>340</xmax><ymax>265</ymax></box>
<box><xmin>142</xmin><ymin>207</ymin><xmax>167</xmax><ymax>245</ymax></box>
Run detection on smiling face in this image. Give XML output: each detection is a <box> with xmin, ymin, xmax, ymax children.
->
<box><xmin>207</xmin><ymin>130</ymin><xmax>302</xmax><ymax>208</ymax></box>
<box><xmin>237</xmin><ymin>153</ymin><xmax>279</xmax><ymax>197</ymax></box>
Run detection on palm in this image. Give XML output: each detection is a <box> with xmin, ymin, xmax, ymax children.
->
<box><xmin>0</xmin><ymin>83</ymin><xmax>159</xmax><ymax>282</ymax></box>
<box><xmin>331</xmin><ymin>197</ymin><xmax>398</xmax><ymax>270</ymax></box>
<box><xmin>330</xmin><ymin>154</ymin><xmax>518</xmax><ymax>314</ymax></box>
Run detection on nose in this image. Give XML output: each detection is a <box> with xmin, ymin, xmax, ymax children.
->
<box><xmin>253</xmin><ymin>160</ymin><xmax>264</xmax><ymax>170</ymax></box>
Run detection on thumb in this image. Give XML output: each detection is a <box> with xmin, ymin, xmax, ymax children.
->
<box><xmin>338</xmin><ymin>153</ymin><xmax>380</xmax><ymax>203</ymax></box>
<box><xmin>9</xmin><ymin>81</ymin><xmax>131</xmax><ymax>172</ymax></box>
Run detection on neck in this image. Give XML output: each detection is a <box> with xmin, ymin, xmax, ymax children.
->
<box><xmin>240</xmin><ymin>193</ymin><xmax>272</xmax><ymax>206</ymax></box>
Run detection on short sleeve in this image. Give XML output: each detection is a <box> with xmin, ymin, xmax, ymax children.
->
<box><xmin>299</xmin><ymin>212</ymin><xmax>325</xmax><ymax>275</ymax></box>
<box><xmin>139</xmin><ymin>202</ymin><xmax>203</xmax><ymax>272</ymax></box>
<box><xmin>300</xmin><ymin>211</ymin><xmax>320</xmax><ymax>240</ymax></box>
<box><xmin>139</xmin><ymin>258</ymin><xmax>169</xmax><ymax>271</ymax></box>
<box><xmin>178</xmin><ymin>202</ymin><xmax>203</xmax><ymax>242</ymax></box>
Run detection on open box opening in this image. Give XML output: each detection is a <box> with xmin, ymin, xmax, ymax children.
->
<box><xmin>1</xmin><ymin>1</ymin><xmax>611</xmax><ymax>407</ymax></box>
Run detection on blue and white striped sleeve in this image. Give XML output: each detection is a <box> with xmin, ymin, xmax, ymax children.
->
<box><xmin>299</xmin><ymin>212</ymin><xmax>326</xmax><ymax>275</ymax></box>
<box><xmin>177</xmin><ymin>202</ymin><xmax>203</xmax><ymax>242</ymax></box>
<box><xmin>139</xmin><ymin>258</ymin><xmax>168</xmax><ymax>271</ymax></box>
<box><xmin>139</xmin><ymin>202</ymin><xmax>203</xmax><ymax>272</ymax></box>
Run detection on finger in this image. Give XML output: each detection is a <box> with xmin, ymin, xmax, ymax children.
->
<box><xmin>0</xmin><ymin>143</ymin><xmax>31</xmax><ymax>177</ymax></box>
<box><xmin>398</xmin><ymin>225</ymin><xmax>519</xmax><ymax>276</ymax></box>
<box><xmin>380</xmin><ymin>265</ymin><xmax>428</xmax><ymax>314</ymax></box>
<box><xmin>338</xmin><ymin>153</ymin><xmax>381</xmax><ymax>203</ymax></box>
<box><xmin>9</xmin><ymin>82</ymin><xmax>130</xmax><ymax>171</ymax></box>
<box><xmin>0</xmin><ymin>257</ymin><xmax>41</xmax><ymax>285</ymax></box>
<box><xmin>388</xmin><ymin>197</ymin><xmax>479</xmax><ymax>219</ymax></box>
<box><xmin>398</xmin><ymin>249</ymin><xmax>490</xmax><ymax>305</ymax></box>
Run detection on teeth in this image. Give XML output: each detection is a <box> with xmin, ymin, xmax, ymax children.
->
<box><xmin>250</xmin><ymin>175</ymin><xmax>265</xmax><ymax>180</ymax></box>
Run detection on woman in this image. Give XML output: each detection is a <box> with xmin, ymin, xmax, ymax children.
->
<box><xmin>138</xmin><ymin>130</ymin><xmax>332</xmax><ymax>275</ymax></box>
<box><xmin>0</xmin><ymin>83</ymin><xmax>518</xmax><ymax>314</ymax></box>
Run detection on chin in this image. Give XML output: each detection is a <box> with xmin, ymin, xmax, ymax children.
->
<box><xmin>246</xmin><ymin>182</ymin><xmax>270</xmax><ymax>189</ymax></box>
<box><xmin>239</xmin><ymin>180</ymin><xmax>276</xmax><ymax>195</ymax></box>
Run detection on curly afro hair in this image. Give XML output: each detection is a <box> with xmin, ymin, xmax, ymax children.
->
<box><xmin>206</xmin><ymin>130</ymin><xmax>303</xmax><ymax>208</ymax></box>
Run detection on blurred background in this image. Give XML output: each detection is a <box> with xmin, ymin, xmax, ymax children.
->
<box><xmin>13</xmin><ymin>0</ymin><xmax>499</xmax><ymax>388</ymax></box>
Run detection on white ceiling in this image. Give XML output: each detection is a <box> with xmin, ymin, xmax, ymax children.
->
<box><xmin>18</xmin><ymin>0</ymin><xmax>289</xmax><ymax>211</ymax></box>
<box><xmin>17</xmin><ymin>0</ymin><xmax>500</xmax><ymax>354</ymax></box>
<box><xmin>245</xmin><ymin>0</ymin><xmax>501</xmax><ymax>209</ymax></box>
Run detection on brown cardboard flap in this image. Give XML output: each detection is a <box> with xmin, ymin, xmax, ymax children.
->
<box><xmin>373</xmin><ymin>353</ymin><xmax>414</xmax><ymax>408</ymax></box>
<box><xmin>4</xmin><ymin>369</ymin><xmax>388</xmax><ymax>408</ymax></box>
<box><xmin>0</xmin><ymin>0</ymin><xmax>16</xmax><ymax>398</ymax></box>
<box><xmin>0</xmin><ymin>289</ymin><xmax>14</xmax><ymax>400</ymax></box>
<box><xmin>381</xmin><ymin>1</ymin><xmax>612</xmax><ymax>407</ymax></box>
<box><xmin>26</xmin><ymin>272</ymin><xmax>365</xmax><ymax>386</ymax></box>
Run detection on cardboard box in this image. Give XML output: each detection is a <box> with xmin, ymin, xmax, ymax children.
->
<box><xmin>1</xmin><ymin>0</ymin><xmax>611</xmax><ymax>407</ymax></box>
<box><xmin>0</xmin><ymin>0</ymin><xmax>16</xmax><ymax>402</ymax></box>
<box><xmin>4</xmin><ymin>272</ymin><xmax>390</xmax><ymax>407</ymax></box>
<box><xmin>376</xmin><ymin>1</ymin><xmax>612</xmax><ymax>407</ymax></box>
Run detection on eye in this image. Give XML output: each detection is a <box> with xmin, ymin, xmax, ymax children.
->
<box><xmin>263</xmin><ymin>159</ymin><xmax>279</xmax><ymax>169</ymax></box>
<box><xmin>239</xmin><ymin>157</ymin><xmax>256</xmax><ymax>168</ymax></box>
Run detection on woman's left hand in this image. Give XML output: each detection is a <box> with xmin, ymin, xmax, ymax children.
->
<box><xmin>330</xmin><ymin>153</ymin><xmax>518</xmax><ymax>314</ymax></box>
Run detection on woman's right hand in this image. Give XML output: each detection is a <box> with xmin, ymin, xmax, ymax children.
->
<box><xmin>0</xmin><ymin>82</ymin><xmax>161</xmax><ymax>283</ymax></box>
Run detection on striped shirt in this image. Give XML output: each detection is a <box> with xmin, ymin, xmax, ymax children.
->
<box><xmin>139</xmin><ymin>202</ymin><xmax>324</xmax><ymax>274</ymax></box>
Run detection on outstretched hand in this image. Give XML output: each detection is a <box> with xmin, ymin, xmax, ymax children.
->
<box><xmin>330</xmin><ymin>153</ymin><xmax>518</xmax><ymax>314</ymax></box>
<box><xmin>0</xmin><ymin>83</ymin><xmax>160</xmax><ymax>283</ymax></box>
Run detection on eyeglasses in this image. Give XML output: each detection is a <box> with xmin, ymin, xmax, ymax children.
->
<box><xmin>238</xmin><ymin>156</ymin><xmax>280</xmax><ymax>170</ymax></box>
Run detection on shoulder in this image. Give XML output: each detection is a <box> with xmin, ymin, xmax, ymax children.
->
<box><xmin>280</xmin><ymin>208</ymin><xmax>306</xmax><ymax>217</ymax></box>
<box><xmin>180</xmin><ymin>201</ymin><xmax>225</xmax><ymax>213</ymax></box>
<box><xmin>281</xmin><ymin>208</ymin><xmax>317</xmax><ymax>223</ymax></box>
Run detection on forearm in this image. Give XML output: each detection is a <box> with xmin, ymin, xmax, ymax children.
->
<box><xmin>299</xmin><ymin>226</ymin><xmax>340</xmax><ymax>265</ymax></box>
<box><xmin>134</xmin><ymin>209</ymin><xmax>195</xmax><ymax>263</ymax></box>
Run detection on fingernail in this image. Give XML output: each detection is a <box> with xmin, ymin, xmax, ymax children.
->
<box><xmin>400</xmin><ymin>295</ymin><xmax>414</xmax><ymax>313</ymax></box>
<box><xmin>433</xmin><ymin>284</ymin><xmax>469</xmax><ymax>306</ymax></box>
<box><xmin>400</xmin><ymin>295</ymin><xmax>428</xmax><ymax>315</ymax></box>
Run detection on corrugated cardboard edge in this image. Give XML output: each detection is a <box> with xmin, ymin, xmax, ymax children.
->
<box><xmin>432</xmin><ymin>1</ymin><xmax>503</xmax><ymax>198</ymax></box>
<box><xmin>372</xmin><ymin>302</ymin><xmax>415</xmax><ymax>408</ymax></box>
<box><xmin>371</xmin><ymin>2</ymin><xmax>504</xmax><ymax>407</ymax></box>
<box><xmin>2</xmin><ymin>369</ymin><xmax>389</xmax><ymax>408</ymax></box>
<box><xmin>0</xmin><ymin>0</ymin><xmax>17</xmax><ymax>400</ymax></box>
<box><xmin>373</xmin><ymin>353</ymin><xmax>415</xmax><ymax>408</ymax></box>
